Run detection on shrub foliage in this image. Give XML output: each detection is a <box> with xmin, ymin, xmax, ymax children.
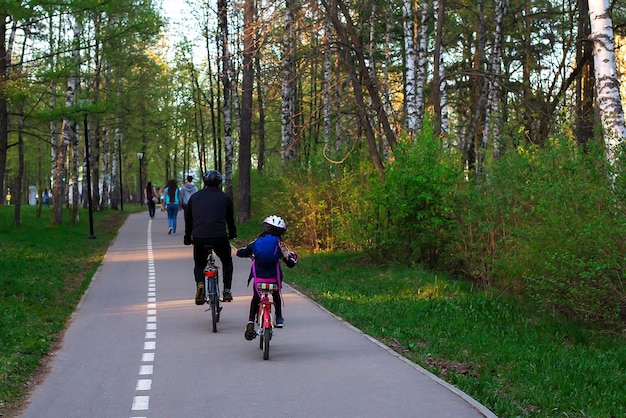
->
<box><xmin>255</xmin><ymin>134</ymin><xmax>626</xmax><ymax>329</ymax></box>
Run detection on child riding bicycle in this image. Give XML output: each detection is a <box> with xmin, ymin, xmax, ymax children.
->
<box><xmin>236</xmin><ymin>215</ymin><xmax>297</xmax><ymax>340</ymax></box>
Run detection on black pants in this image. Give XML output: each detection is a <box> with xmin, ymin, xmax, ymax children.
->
<box><xmin>147</xmin><ymin>200</ymin><xmax>156</xmax><ymax>217</ymax></box>
<box><xmin>193</xmin><ymin>236</ymin><xmax>233</xmax><ymax>290</ymax></box>
<box><xmin>249</xmin><ymin>289</ymin><xmax>282</xmax><ymax>321</ymax></box>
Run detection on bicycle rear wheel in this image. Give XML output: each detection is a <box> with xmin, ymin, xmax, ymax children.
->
<box><xmin>263</xmin><ymin>324</ymin><xmax>271</xmax><ymax>360</ymax></box>
<box><xmin>209</xmin><ymin>278</ymin><xmax>219</xmax><ymax>332</ymax></box>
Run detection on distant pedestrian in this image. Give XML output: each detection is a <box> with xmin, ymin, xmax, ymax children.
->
<box><xmin>5</xmin><ymin>189</ymin><xmax>11</xmax><ymax>205</ymax></box>
<box><xmin>179</xmin><ymin>175</ymin><xmax>198</xmax><ymax>220</ymax></box>
<box><xmin>145</xmin><ymin>182</ymin><xmax>158</xmax><ymax>218</ymax></box>
<box><xmin>163</xmin><ymin>179</ymin><xmax>180</xmax><ymax>234</ymax></box>
<box><xmin>43</xmin><ymin>189</ymin><xmax>50</xmax><ymax>208</ymax></box>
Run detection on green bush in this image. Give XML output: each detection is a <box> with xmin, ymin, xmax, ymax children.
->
<box><xmin>451</xmin><ymin>137</ymin><xmax>626</xmax><ymax>326</ymax></box>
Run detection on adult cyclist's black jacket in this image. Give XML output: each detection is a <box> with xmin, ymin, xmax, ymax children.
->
<box><xmin>185</xmin><ymin>186</ymin><xmax>236</xmax><ymax>239</ymax></box>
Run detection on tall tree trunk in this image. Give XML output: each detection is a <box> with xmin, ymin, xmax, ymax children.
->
<box><xmin>325</xmin><ymin>0</ymin><xmax>396</xmax><ymax>151</ymax></box>
<box><xmin>71</xmin><ymin>18</ymin><xmax>82</xmax><ymax>223</ymax></box>
<box><xmin>482</xmin><ymin>0</ymin><xmax>508</xmax><ymax>157</ymax></box>
<box><xmin>0</xmin><ymin>10</ymin><xmax>9</xmax><ymax>205</ymax></box>
<box><xmin>219</xmin><ymin>0</ymin><xmax>234</xmax><ymax>197</ymax></box>
<box><xmin>323</xmin><ymin>20</ymin><xmax>332</xmax><ymax>148</ymax></box>
<box><xmin>205</xmin><ymin>27</ymin><xmax>219</xmax><ymax>173</ymax></box>
<box><xmin>14</xmin><ymin>113</ymin><xmax>24</xmax><ymax>225</ymax></box>
<box><xmin>402</xmin><ymin>0</ymin><xmax>417</xmax><ymax>134</ymax></box>
<box><xmin>281</xmin><ymin>0</ymin><xmax>297</xmax><ymax>161</ymax></box>
<box><xmin>588</xmin><ymin>0</ymin><xmax>626</xmax><ymax>163</ymax></box>
<box><xmin>575</xmin><ymin>0</ymin><xmax>594</xmax><ymax>149</ymax></box>
<box><xmin>415</xmin><ymin>0</ymin><xmax>429</xmax><ymax>134</ymax></box>
<box><xmin>432</xmin><ymin>0</ymin><xmax>443</xmax><ymax>137</ymax></box>
<box><xmin>238</xmin><ymin>0</ymin><xmax>254</xmax><ymax>223</ymax></box>
<box><xmin>255</xmin><ymin>52</ymin><xmax>266</xmax><ymax>171</ymax></box>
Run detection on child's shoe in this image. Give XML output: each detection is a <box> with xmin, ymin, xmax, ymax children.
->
<box><xmin>275</xmin><ymin>316</ymin><xmax>284</xmax><ymax>328</ymax></box>
<box><xmin>245</xmin><ymin>321</ymin><xmax>257</xmax><ymax>340</ymax></box>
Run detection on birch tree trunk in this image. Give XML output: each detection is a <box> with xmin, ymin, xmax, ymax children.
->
<box><xmin>402</xmin><ymin>0</ymin><xmax>418</xmax><ymax>134</ymax></box>
<box><xmin>323</xmin><ymin>20</ymin><xmax>332</xmax><ymax>147</ymax></box>
<box><xmin>53</xmin><ymin>80</ymin><xmax>76</xmax><ymax>225</ymax></box>
<box><xmin>588</xmin><ymin>0</ymin><xmax>626</xmax><ymax>163</ymax></box>
<box><xmin>71</xmin><ymin>18</ymin><xmax>82</xmax><ymax>224</ymax></box>
<box><xmin>219</xmin><ymin>0</ymin><xmax>234</xmax><ymax>196</ymax></box>
<box><xmin>432</xmin><ymin>0</ymin><xmax>443</xmax><ymax>137</ymax></box>
<box><xmin>415</xmin><ymin>0</ymin><xmax>429</xmax><ymax>133</ymax></box>
<box><xmin>482</xmin><ymin>0</ymin><xmax>508</xmax><ymax>157</ymax></box>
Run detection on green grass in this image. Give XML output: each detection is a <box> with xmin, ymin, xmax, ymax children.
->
<box><xmin>0</xmin><ymin>204</ymin><xmax>143</xmax><ymax>415</ymax></box>
<box><xmin>3</xmin><ymin>207</ymin><xmax>626</xmax><ymax>417</ymax></box>
<box><xmin>285</xmin><ymin>251</ymin><xmax>626</xmax><ymax>418</ymax></box>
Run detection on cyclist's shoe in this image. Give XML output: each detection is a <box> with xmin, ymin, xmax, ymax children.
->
<box><xmin>245</xmin><ymin>321</ymin><xmax>257</xmax><ymax>340</ymax></box>
<box><xmin>223</xmin><ymin>289</ymin><xmax>233</xmax><ymax>302</ymax></box>
<box><xmin>195</xmin><ymin>282</ymin><xmax>205</xmax><ymax>305</ymax></box>
<box><xmin>275</xmin><ymin>316</ymin><xmax>284</xmax><ymax>328</ymax></box>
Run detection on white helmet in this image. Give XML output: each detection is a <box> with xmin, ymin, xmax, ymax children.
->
<box><xmin>263</xmin><ymin>215</ymin><xmax>286</xmax><ymax>235</ymax></box>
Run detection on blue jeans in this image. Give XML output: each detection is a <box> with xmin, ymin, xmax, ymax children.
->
<box><xmin>166</xmin><ymin>203</ymin><xmax>179</xmax><ymax>233</ymax></box>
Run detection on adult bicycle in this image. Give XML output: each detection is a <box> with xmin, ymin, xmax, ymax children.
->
<box><xmin>255</xmin><ymin>282</ymin><xmax>278</xmax><ymax>360</ymax></box>
<box><xmin>203</xmin><ymin>245</ymin><xmax>222</xmax><ymax>332</ymax></box>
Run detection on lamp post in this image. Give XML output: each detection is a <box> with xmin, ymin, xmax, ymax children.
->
<box><xmin>116</xmin><ymin>133</ymin><xmax>124</xmax><ymax>212</ymax></box>
<box><xmin>84</xmin><ymin>109</ymin><xmax>95</xmax><ymax>239</ymax></box>
<box><xmin>137</xmin><ymin>151</ymin><xmax>144</xmax><ymax>207</ymax></box>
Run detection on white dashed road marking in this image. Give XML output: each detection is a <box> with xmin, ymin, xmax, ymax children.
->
<box><xmin>131</xmin><ymin>219</ymin><xmax>156</xmax><ymax>417</ymax></box>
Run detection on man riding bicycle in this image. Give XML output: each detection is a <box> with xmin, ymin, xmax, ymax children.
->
<box><xmin>184</xmin><ymin>170</ymin><xmax>237</xmax><ymax>304</ymax></box>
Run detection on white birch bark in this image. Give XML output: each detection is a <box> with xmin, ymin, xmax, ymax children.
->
<box><xmin>588</xmin><ymin>0</ymin><xmax>626</xmax><ymax>163</ymax></box>
<box><xmin>219</xmin><ymin>0</ymin><xmax>234</xmax><ymax>195</ymax></box>
<box><xmin>482</xmin><ymin>0</ymin><xmax>508</xmax><ymax>156</ymax></box>
<box><xmin>415</xmin><ymin>0</ymin><xmax>429</xmax><ymax>133</ymax></box>
<box><xmin>402</xmin><ymin>0</ymin><xmax>417</xmax><ymax>134</ymax></box>
<box><xmin>323</xmin><ymin>20</ymin><xmax>332</xmax><ymax>147</ymax></box>
<box><xmin>71</xmin><ymin>18</ymin><xmax>82</xmax><ymax>223</ymax></box>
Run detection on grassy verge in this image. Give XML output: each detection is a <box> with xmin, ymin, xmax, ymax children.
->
<box><xmin>0</xmin><ymin>204</ymin><xmax>143</xmax><ymax>415</ymax></box>
<box><xmin>285</xmin><ymin>251</ymin><xmax>626</xmax><ymax>418</ymax></box>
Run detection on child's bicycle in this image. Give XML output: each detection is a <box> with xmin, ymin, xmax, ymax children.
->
<box><xmin>203</xmin><ymin>245</ymin><xmax>222</xmax><ymax>333</ymax></box>
<box><xmin>255</xmin><ymin>282</ymin><xmax>278</xmax><ymax>360</ymax></box>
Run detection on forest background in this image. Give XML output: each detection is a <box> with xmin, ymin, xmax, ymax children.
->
<box><xmin>2</xmin><ymin>0</ymin><xmax>626</xmax><ymax>336</ymax></box>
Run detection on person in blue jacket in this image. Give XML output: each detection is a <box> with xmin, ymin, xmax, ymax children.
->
<box><xmin>236</xmin><ymin>215</ymin><xmax>297</xmax><ymax>340</ymax></box>
<box><xmin>163</xmin><ymin>179</ymin><xmax>180</xmax><ymax>234</ymax></box>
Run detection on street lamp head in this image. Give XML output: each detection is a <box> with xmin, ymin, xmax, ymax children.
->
<box><xmin>137</xmin><ymin>152</ymin><xmax>144</xmax><ymax>159</ymax></box>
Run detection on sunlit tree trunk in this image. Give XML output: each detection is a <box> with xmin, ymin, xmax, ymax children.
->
<box><xmin>588</xmin><ymin>0</ymin><xmax>626</xmax><ymax>163</ymax></box>
<box><xmin>575</xmin><ymin>0</ymin><xmax>594</xmax><ymax>149</ymax></box>
<box><xmin>415</xmin><ymin>0</ymin><xmax>429</xmax><ymax>133</ymax></box>
<box><xmin>402</xmin><ymin>0</ymin><xmax>417</xmax><ymax>134</ymax></box>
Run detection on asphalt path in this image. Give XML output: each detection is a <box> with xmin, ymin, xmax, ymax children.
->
<box><xmin>20</xmin><ymin>212</ymin><xmax>497</xmax><ymax>418</ymax></box>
